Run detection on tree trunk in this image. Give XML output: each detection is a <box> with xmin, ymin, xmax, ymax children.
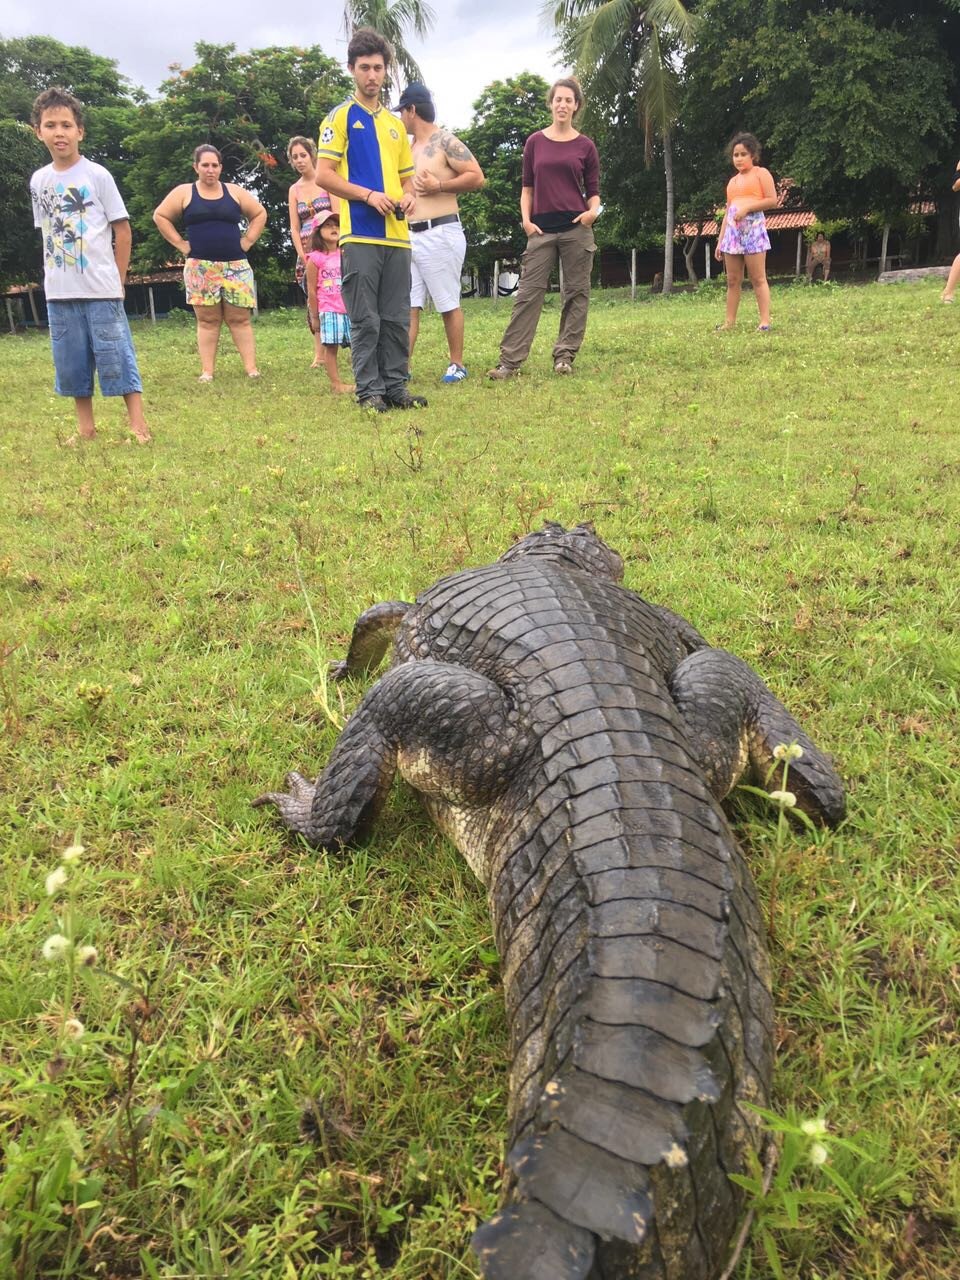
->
<box><xmin>682</xmin><ymin>231</ymin><xmax>701</xmax><ymax>284</ymax></box>
<box><xmin>935</xmin><ymin>198</ymin><xmax>958</xmax><ymax>261</ymax></box>
<box><xmin>662</xmin><ymin>127</ymin><xmax>675</xmax><ymax>295</ymax></box>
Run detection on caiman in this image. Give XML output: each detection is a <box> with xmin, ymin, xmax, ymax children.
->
<box><xmin>254</xmin><ymin>522</ymin><xmax>844</xmax><ymax>1280</ymax></box>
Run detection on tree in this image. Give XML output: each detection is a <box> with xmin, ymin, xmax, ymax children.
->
<box><xmin>341</xmin><ymin>1</ymin><xmax>436</xmax><ymax>92</ymax></box>
<box><xmin>458</xmin><ymin>74</ymin><xmax>551</xmax><ymax>272</ymax></box>
<box><xmin>546</xmin><ymin>0</ymin><xmax>697</xmax><ymax>294</ymax></box>
<box><xmin>0</xmin><ymin>36</ymin><xmax>145</xmax><ymax>288</ymax></box>
<box><xmin>684</xmin><ymin>0</ymin><xmax>959</xmax><ymax>241</ymax></box>
<box><xmin>124</xmin><ymin>43</ymin><xmax>351</xmax><ymax>285</ymax></box>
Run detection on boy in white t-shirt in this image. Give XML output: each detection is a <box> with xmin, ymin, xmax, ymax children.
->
<box><xmin>30</xmin><ymin>87</ymin><xmax>151</xmax><ymax>443</ymax></box>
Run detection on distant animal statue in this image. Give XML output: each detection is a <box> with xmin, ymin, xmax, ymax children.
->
<box><xmin>255</xmin><ymin>522</ymin><xmax>844</xmax><ymax>1279</ymax></box>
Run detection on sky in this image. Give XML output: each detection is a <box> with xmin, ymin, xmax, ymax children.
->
<box><xmin>0</xmin><ymin>0</ymin><xmax>563</xmax><ymax>129</ymax></box>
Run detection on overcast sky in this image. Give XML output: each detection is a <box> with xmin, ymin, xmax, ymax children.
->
<box><xmin>0</xmin><ymin>0</ymin><xmax>563</xmax><ymax>129</ymax></box>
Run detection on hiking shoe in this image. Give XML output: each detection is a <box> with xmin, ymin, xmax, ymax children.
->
<box><xmin>554</xmin><ymin>360</ymin><xmax>573</xmax><ymax>375</ymax></box>
<box><xmin>442</xmin><ymin>363</ymin><xmax>467</xmax><ymax>383</ymax></box>
<box><xmin>358</xmin><ymin>394</ymin><xmax>390</xmax><ymax>413</ymax></box>
<box><xmin>385</xmin><ymin>390</ymin><xmax>428</xmax><ymax>409</ymax></box>
<box><xmin>486</xmin><ymin>365</ymin><xmax>520</xmax><ymax>380</ymax></box>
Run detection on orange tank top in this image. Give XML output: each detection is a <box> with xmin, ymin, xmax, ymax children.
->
<box><xmin>726</xmin><ymin>167</ymin><xmax>766</xmax><ymax>205</ymax></box>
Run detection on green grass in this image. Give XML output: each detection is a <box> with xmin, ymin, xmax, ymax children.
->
<box><xmin>1</xmin><ymin>278</ymin><xmax>959</xmax><ymax>1278</ymax></box>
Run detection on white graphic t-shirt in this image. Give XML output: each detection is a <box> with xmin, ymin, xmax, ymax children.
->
<box><xmin>30</xmin><ymin>157</ymin><xmax>128</xmax><ymax>300</ymax></box>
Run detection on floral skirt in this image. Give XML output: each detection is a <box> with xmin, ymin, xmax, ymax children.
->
<box><xmin>719</xmin><ymin>209</ymin><xmax>771</xmax><ymax>256</ymax></box>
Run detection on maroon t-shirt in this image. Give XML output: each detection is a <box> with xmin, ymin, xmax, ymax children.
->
<box><xmin>522</xmin><ymin>131</ymin><xmax>600</xmax><ymax>231</ymax></box>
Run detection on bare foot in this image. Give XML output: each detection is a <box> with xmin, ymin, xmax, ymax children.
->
<box><xmin>334</xmin><ymin>382</ymin><xmax>357</xmax><ymax>394</ymax></box>
<box><xmin>247</xmin><ymin>370</ymin><xmax>261</xmax><ymax>379</ymax></box>
<box><xmin>130</xmin><ymin>425</ymin><xmax>152</xmax><ymax>444</ymax></box>
<box><xmin>78</xmin><ymin>427</ymin><xmax>97</xmax><ymax>440</ymax></box>
<box><xmin>198</xmin><ymin>372</ymin><xmax>214</xmax><ymax>383</ymax></box>
<box><xmin>310</xmin><ymin>358</ymin><xmax>322</xmax><ymax>368</ymax></box>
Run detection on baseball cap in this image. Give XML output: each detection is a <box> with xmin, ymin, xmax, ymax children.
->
<box><xmin>315</xmin><ymin>210</ymin><xmax>339</xmax><ymax>227</ymax></box>
<box><xmin>394</xmin><ymin>82</ymin><xmax>433</xmax><ymax>112</ymax></box>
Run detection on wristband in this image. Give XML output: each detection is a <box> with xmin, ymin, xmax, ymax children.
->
<box><xmin>365</xmin><ymin>190</ymin><xmax>372</xmax><ymax>204</ymax></box>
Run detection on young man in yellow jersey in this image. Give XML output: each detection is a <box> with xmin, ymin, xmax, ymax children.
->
<box><xmin>317</xmin><ymin>28</ymin><xmax>427</xmax><ymax>412</ymax></box>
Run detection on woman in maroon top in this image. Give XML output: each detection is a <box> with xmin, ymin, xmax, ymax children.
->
<box><xmin>488</xmin><ymin>78</ymin><xmax>601</xmax><ymax>378</ymax></box>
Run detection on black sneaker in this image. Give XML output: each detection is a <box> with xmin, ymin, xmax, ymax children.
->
<box><xmin>385</xmin><ymin>390</ymin><xmax>428</xmax><ymax>409</ymax></box>
<box><xmin>357</xmin><ymin>394</ymin><xmax>390</xmax><ymax>413</ymax></box>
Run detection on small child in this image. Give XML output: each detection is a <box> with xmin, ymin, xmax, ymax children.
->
<box><xmin>29</xmin><ymin>87</ymin><xmax>151</xmax><ymax>443</ymax></box>
<box><xmin>714</xmin><ymin>132</ymin><xmax>778</xmax><ymax>332</ymax></box>
<box><xmin>305</xmin><ymin>212</ymin><xmax>354</xmax><ymax>393</ymax></box>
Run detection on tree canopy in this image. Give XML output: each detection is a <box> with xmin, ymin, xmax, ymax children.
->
<box><xmin>123</xmin><ymin>43</ymin><xmax>351</xmax><ymax>282</ymax></box>
<box><xmin>458</xmin><ymin>73</ymin><xmax>550</xmax><ymax>268</ymax></box>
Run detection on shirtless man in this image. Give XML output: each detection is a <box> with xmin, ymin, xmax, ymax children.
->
<box><xmin>396</xmin><ymin>82</ymin><xmax>485</xmax><ymax>382</ymax></box>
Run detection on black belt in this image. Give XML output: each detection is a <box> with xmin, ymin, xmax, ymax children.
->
<box><xmin>409</xmin><ymin>213</ymin><xmax>461</xmax><ymax>233</ymax></box>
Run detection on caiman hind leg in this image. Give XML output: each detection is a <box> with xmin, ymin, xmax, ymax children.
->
<box><xmin>667</xmin><ymin>647</ymin><xmax>845</xmax><ymax>826</ymax></box>
<box><xmin>328</xmin><ymin>600</ymin><xmax>411</xmax><ymax>682</ymax></box>
<box><xmin>255</xmin><ymin>660</ymin><xmax>532</xmax><ymax>855</ymax></box>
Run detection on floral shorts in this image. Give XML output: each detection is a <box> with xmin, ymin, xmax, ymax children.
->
<box><xmin>184</xmin><ymin>258</ymin><xmax>256</xmax><ymax>308</ymax></box>
<box><xmin>719</xmin><ymin>209</ymin><xmax>771</xmax><ymax>256</ymax></box>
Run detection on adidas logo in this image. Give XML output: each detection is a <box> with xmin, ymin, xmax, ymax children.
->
<box><xmin>352</xmin><ymin>120</ymin><xmax>365</xmax><ymax>129</ymax></box>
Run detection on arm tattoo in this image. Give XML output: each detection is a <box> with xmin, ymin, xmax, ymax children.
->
<box><xmin>442</xmin><ymin>132</ymin><xmax>475</xmax><ymax>163</ymax></box>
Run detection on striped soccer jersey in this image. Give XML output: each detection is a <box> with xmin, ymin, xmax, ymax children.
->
<box><xmin>318</xmin><ymin>97</ymin><xmax>415</xmax><ymax>248</ymax></box>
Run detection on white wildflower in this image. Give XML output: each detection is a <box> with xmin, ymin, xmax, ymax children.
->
<box><xmin>61</xmin><ymin>844</ymin><xmax>85</xmax><ymax>864</ymax></box>
<box><xmin>769</xmin><ymin>789</ymin><xmax>797</xmax><ymax>809</ymax></box>
<box><xmin>773</xmin><ymin>742</ymin><xmax>804</xmax><ymax>762</ymax></box>
<box><xmin>808</xmin><ymin>1141</ymin><xmax>829</xmax><ymax>1166</ymax></box>
<box><xmin>42</xmin><ymin>933</ymin><xmax>71</xmax><ymax>962</ymax></box>
<box><xmin>801</xmin><ymin>1117</ymin><xmax>828</xmax><ymax>1137</ymax></box>
<box><xmin>45</xmin><ymin>866</ymin><xmax>68</xmax><ymax>896</ymax></box>
<box><xmin>75</xmin><ymin>945</ymin><xmax>98</xmax><ymax>967</ymax></box>
<box><xmin>63</xmin><ymin>1018</ymin><xmax>85</xmax><ymax>1041</ymax></box>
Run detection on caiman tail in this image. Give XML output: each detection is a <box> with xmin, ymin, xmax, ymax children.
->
<box><xmin>472</xmin><ymin>692</ymin><xmax>774</xmax><ymax>1278</ymax></box>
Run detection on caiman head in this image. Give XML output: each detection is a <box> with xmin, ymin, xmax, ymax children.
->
<box><xmin>499</xmin><ymin>521</ymin><xmax>625</xmax><ymax>582</ymax></box>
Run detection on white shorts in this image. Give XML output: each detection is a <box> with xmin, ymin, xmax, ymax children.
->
<box><xmin>410</xmin><ymin>221</ymin><xmax>467</xmax><ymax>313</ymax></box>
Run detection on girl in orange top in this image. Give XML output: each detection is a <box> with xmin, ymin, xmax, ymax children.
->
<box><xmin>715</xmin><ymin>132</ymin><xmax>778</xmax><ymax>330</ymax></box>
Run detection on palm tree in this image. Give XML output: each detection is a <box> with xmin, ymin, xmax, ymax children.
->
<box><xmin>342</xmin><ymin>1</ymin><xmax>437</xmax><ymax>94</ymax></box>
<box><xmin>544</xmin><ymin>0</ymin><xmax>697</xmax><ymax>294</ymax></box>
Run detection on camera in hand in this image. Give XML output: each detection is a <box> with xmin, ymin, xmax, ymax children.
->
<box><xmin>393</xmin><ymin>203</ymin><xmax>405</xmax><ymax>221</ymax></box>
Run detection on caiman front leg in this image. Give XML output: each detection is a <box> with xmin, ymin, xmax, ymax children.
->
<box><xmin>668</xmin><ymin>647</ymin><xmax>845</xmax><ymax>826</ymax></box>
<box><xmin>254</xmin><ymin>661</ymin><xmax>532</xmax><ymax>853</ymax></box>
<box><xmin>328</xmin><ymin>601</ymin><xmax>411</xmax><ymax>682</ymax></box>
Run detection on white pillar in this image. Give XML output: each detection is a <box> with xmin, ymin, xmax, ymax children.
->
<box><xmin>27</xmin><ymin>286</ymin><xmax>40</xmax><ymax>326</ymax></box>
<box><xmin>5</xmin><ymin>297</ymin><xmax>15</xmax><ymax>333</ymax></box>
<box><xmin>879</xmin><ymin>224</ymin><xmax>890</xmax><ymax>275</ymax></box>
<box><xmin>796</xmin><ymin>230</ymin><xmax>803</xmax><ymax>276</ymax></box>
<box><xmin>705</xmin><ymin>241</ymin><xmax>711</xmax><ymax>281</ymax></box>
<box><xmin>148</xmin><ymin>286</ymin><xmax>156</xmax><ymax>323</ymax></box>
<box><xmin>493</xmin><ymin>260</ymin><xmax>499</xmax><ymax>305</ymax></box>
<box><xmin>630</xmin><ymin>248</ymin><xmax>636</xmax><ymax>302</ymax></box>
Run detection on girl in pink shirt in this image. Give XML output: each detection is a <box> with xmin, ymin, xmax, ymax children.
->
<box><xmin>306</xmin><ymin>212</ymin><xmax>354</xmax><ymax>393</ymax></box>
<box><xmin>715</xmin><ymin>133</ymin><xmax>778</xmax><ymax>331</ymax></box>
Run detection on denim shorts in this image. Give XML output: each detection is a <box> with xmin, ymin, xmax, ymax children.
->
<box><xmin>48</xmin><ymin>299</ymin><xmax>143</xmax><ymax>398</ymax></box>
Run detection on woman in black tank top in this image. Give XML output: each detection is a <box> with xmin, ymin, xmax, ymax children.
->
<box><xmin>153</xmin><ymin>145</ymin><xmax>268</xmax><ymax>381</ymax></box>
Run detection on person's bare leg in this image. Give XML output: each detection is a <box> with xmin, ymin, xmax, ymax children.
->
<box><xmin>74</xmin><ymin>396</ymin><xmax>96</xmax><ymax>439</ymax></box>
<box><xmin>323</xmin><ymin>344</ymin><xmax>355</xmax><ymax>393</ymax></box>
<box><xmin>223</xmin><ymin>301</ymin><xmax>259</xmax><ymax>375</ymax></box>
<box><xmin>941</xmin><ymin>253</ymin><xmax>960</xmax><ymax>301</ymax></box>
<box><xmin>123</xmin><ymin>392</ymin><xmax>151</xmax><ymax>443</ymax></box>
<box><xmin>721</xmin><ymin>254</ymin><xmax>744</xmax><ymax>328</ymax></box>
<box><xmin>745</xmin><ymin>252</ymin><xmax>772</xmax><ymax>327</ymax></box>
<box><xmin>194</xmin><ymin>304</ymin><xmax>222</xmax><ymax>377</ymax></box>
<box><xmin>409</xmin><ymin>307</ymin><xmax>421</xmax><ymax>359</ymax></box>
<box><xmin>312</xmin><ymin>329</ymin><xmax>324</xmax><ymax>367</ymax></box>
<box><xmin>441</xmin><ymin>307</ymin><xmax>465</xmax><ymax>366</ymax></box>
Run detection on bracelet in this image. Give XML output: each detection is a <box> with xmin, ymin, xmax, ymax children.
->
<box><xmin>365</xmin><ymin>190</ymin><xmax>372</xmax><ymax>204</ymax></box>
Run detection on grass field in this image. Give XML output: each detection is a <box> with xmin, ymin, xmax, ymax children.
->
<box><xmin>2</xmin><ymin>278</ymin><xmax>959</xmax><ymax>1279</ymax></box>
